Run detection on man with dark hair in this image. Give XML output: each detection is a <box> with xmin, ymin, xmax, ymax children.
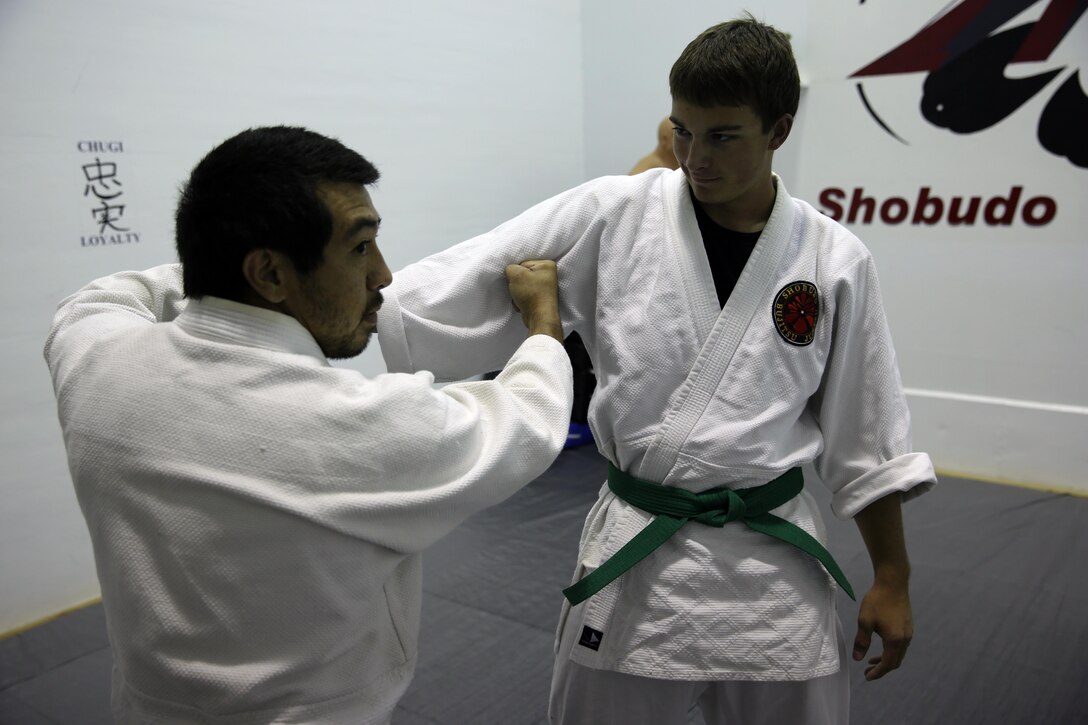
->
<box><xmin>376</xmin><ymin>17</ymin><xmax>935</xmax><ymax>725</ymax></box>
<box><xmin>44</xmin><ymin>125</ymin><xmax>572</xmax><ymax>724</ymax></box>
<box><xmin>174</xmin><ymin>125</ymin><xmax>382</xmax><ymax>304</ymax></box>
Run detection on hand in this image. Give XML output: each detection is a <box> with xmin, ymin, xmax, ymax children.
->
<box><xmin>505</xmin><ymin>260</ymin><xmax>563</xmax><ymax>341</ymax></box>
<box><xmin>853</xmin><ymin>580</ymin><xmax>913</xmax><ymax>681</ymax></box>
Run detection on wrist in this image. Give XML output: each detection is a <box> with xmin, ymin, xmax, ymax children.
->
<box><xmin>872</xmin><ymin>561</ymin><xmax>911</xmax><ymax>589</ymax></box>
<box><xmin>527</xmin><ymin>322</ymin><xmax>564</xmax><ymax>342</ymax></box>
<box><xmin>526</xmin><ymin>309</ymin><xmax>563</xmax><ymax>342</ymax></box>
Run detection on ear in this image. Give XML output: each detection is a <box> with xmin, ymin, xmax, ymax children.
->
<box><xmin>242</xmin><ymin>248</ymin><xmax>290</xmax><ymax>304</ymax></box>
<box><xmin>768</xmin><ymin>114</ymin><xmax>794</xmax><ymax>151</ymax></box>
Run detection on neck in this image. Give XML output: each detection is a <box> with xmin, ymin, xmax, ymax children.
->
<box><xmin>700</xmin><ymin>176</ymin><xmax>776</xmax><ymax>232</ymax></box>
<box><xmin>239</xmin><ymin>288</ymin><xmax>280</xmax><ymax>312</ymax></box>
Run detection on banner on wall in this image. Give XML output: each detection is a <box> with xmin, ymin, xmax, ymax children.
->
<box><xmin>77</xmin><ymin>139</ymin><xmax>143</xmax><ymax>248</ymax></box>
<box><xmin>798</xmin><ymin>0</ymin><xmax>1086</xmax><ymax>237</ymax></box>
<box><xmin>850</xmin><ymin>0</ymin><xmax>1084</xmax><ymax>169</ymax></box>
<box><xmin>791</xmin><ymin>0</ymin><xmax>1088</xmax><ymax>490</ymax></box>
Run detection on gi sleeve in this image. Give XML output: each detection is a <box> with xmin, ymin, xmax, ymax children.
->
<box><xmin>377</xmin><ymin>181</ymin><xmax>606</xmax><ymax>381</ymax></box>
<box><xmin>810</xmin><ymin>253</ymin><xmax>936</xmax><ymax>520</ymax></box>
<box><xmin>324</xmin><ymin>334</ymin><xmax>574</xmax><ymax>553</ymax></box>
<box><xmin>43</xmin><ymin>263</ymin><xmax>187</xmax><ymax>393</ymax></box>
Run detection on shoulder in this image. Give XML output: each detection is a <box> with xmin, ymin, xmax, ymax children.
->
<box><xmin>590</xmin><ymin>168</ymin><xmax>675</xmax><ymax>209</ymax></box>
<box><xmin>629</xmin><ymin>154</ymin><xmax>655</xmax><ymax>175</ymax></box>
<box><xmin>581</xmin><ymin>169</ymin><xmax>668</xmax><ymax>196</ymax></box>
<box><xmin>791</xmin><ymin>195</ymin><xmax>873</xmax><ymax>271</ymax></box>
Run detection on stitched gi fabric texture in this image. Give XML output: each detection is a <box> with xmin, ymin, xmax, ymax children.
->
<box><xmin>44</xmin><ymin>264</ymin><xmax>573</xmax><ymax>723</ymax></box>
<box><xmin>377</xmin><ymin>170</ymin><xmax>936</xmax><ymax>680</ymax></box>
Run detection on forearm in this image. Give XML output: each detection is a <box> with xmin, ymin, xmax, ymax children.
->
<box><xmin>853</xmin><ymin>492</ymin><xmax>910</xmax><ymax>587</ymax></box>
<box><xmin>377</xmin><ymin>277</ymin><xmax>530</xmax><ymax>379</ymax></box>
<box><xmin>378</xmin><ymin>184</ymin><xmax>603</xmax><ymax>377</ymax></box>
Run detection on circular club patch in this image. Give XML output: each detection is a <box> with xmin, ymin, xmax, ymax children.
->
<box><xmin>772</xmin><ymin>281</ymin><xmax>820</xmax><ymax>346</ymax></box>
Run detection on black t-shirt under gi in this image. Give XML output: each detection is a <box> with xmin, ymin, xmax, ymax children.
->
<box><xmin>690</xmin><ymin>189</ymin><xmax>761</xmax><ymax>307</ymax></box>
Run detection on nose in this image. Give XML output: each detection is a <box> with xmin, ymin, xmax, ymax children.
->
<box><xmin>368</xmin><ymin>243</ymin><xmax>393</xmax><ymax>291</ymax></box>
<box><xmin>682</xmin><ymin>138</ymin><xmax>710</xmax><ymax>170</ymax></box>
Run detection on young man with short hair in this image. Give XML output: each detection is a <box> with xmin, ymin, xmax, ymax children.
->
<box><xmin>44</xmin><ymin>126</ymin><xmax>572</xmax><ymax>724</ymax></box>
<box><xmin>376</xmin><ymin>18</ymin><xmax>936</xmax><ymax>724</ymax></box>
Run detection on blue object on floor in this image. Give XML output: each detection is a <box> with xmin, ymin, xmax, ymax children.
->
<box><xmin>565</xmin><ymin>421</ymin><xmax>594</xmax><ymax>449</ymax></box>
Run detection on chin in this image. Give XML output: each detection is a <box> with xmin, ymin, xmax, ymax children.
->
<box><xmin>691</xmin><ymin>187</ymin><xmax>721</xmax><ymax>204</ymax></box>
<box><xmin>323</xmin><ymin>334</ymin><xmax>370</xmax><ymax>360</ymax></box>
<box><xmin>697</xmin><ymin>187</ymin><xmax>738</xmax><ymax>206</ymax></box>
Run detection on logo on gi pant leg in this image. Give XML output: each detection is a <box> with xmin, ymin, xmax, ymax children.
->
<box><xmin>578</xmin><ymin>626</ymin><xmax>604</xmax><ymax>651</ymax></box>
<box><xmin>773</xmin><ymin>281</ymin><xmax>820</xmax><ymax>346</ymax></box>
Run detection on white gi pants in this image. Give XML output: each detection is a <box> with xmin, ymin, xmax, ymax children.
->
<box><xmin>548</xmin><ymin>608</ymin><xmax>850</xmax><ymax>725</ymax></box>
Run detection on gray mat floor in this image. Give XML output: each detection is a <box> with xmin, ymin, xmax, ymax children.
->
<box><xmin>3</xmin><ymin>445</ymin><xmax>1087</xmax><ymax>724</ymax></box>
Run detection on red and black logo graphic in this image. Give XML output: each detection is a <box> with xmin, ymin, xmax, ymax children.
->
<box><xmin>773</xmin><ymin>281</ymin><xmax>820</xmax><ymax>346</ymax></box>
<box><xmin>852</xmin><ymin>0</ymin><xmax>1087</xmax><ymax>168</ymax></box>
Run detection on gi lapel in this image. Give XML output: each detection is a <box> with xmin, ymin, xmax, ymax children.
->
<box><xmin>638</xmin><ymin>173</ymin><xmax>797</xmax><ymax>485</ymax></box>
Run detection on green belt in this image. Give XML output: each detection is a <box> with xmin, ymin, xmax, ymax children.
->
<box><xmin>562</xmin><ymin>463</ymin><xmax>855</xmax><ymax>605</ymax></box>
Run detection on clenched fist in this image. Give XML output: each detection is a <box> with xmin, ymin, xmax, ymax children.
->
<box><xmin>505</xmin><ymin>260</ymin><xmax>564</xmax><ymax>342</ymax></box>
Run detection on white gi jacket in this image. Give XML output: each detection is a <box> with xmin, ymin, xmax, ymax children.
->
<box><xmin>377</xmin><ymin>170</ymin><xmax>936</xmax><ymax>682</ymax></box>
<box><xmin>44</xmin><ymin>264</ymin><xmax>573</xmax><ymax>724</ymax></box>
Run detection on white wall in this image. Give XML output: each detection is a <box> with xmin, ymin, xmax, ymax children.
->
<box><xmin>4</xmin><ymin>0</ymin><xmax>1086</xmax><ymax>633</ymax></box>
<box><xmin>0</xmin><ymin>0</ymin><xmax>583</xmax><ymax>633</ymax></box>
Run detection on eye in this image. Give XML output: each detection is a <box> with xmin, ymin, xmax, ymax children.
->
<box><xmin>353</xmin><ymin>240</ymin><xmax>370</xmax><ymax>255</ymax></box>
<box><xmin>712</xmin><ymin>133</ymin><xmax>735</xmax><ymax>143</ymax></box>
<box><xmin>672</xmin><ymin>126</ymin><xmax>691</xmax><ymax>138</ymax></box>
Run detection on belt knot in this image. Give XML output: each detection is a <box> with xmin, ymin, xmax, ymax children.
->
<box><xmin>695</xmin><ymin>488</ymin><xmax>746</xmax><ymax>527</ymax></box>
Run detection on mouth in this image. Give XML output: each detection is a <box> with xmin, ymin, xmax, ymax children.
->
<box><xmin>363</xmin><ymin>292</ymin><xmax>384</xmax><ymax>325</ymax></box>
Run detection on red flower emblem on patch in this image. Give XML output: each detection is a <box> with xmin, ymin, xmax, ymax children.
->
<box><xmin>784</xmin><ymin>291</ymin><xmax>817</xmax><ymax>335</ymax></box>
<box><xmin>772</xmin><ymin>281</ymin><xmax>820</xmax><ymax>346</ymax></box>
